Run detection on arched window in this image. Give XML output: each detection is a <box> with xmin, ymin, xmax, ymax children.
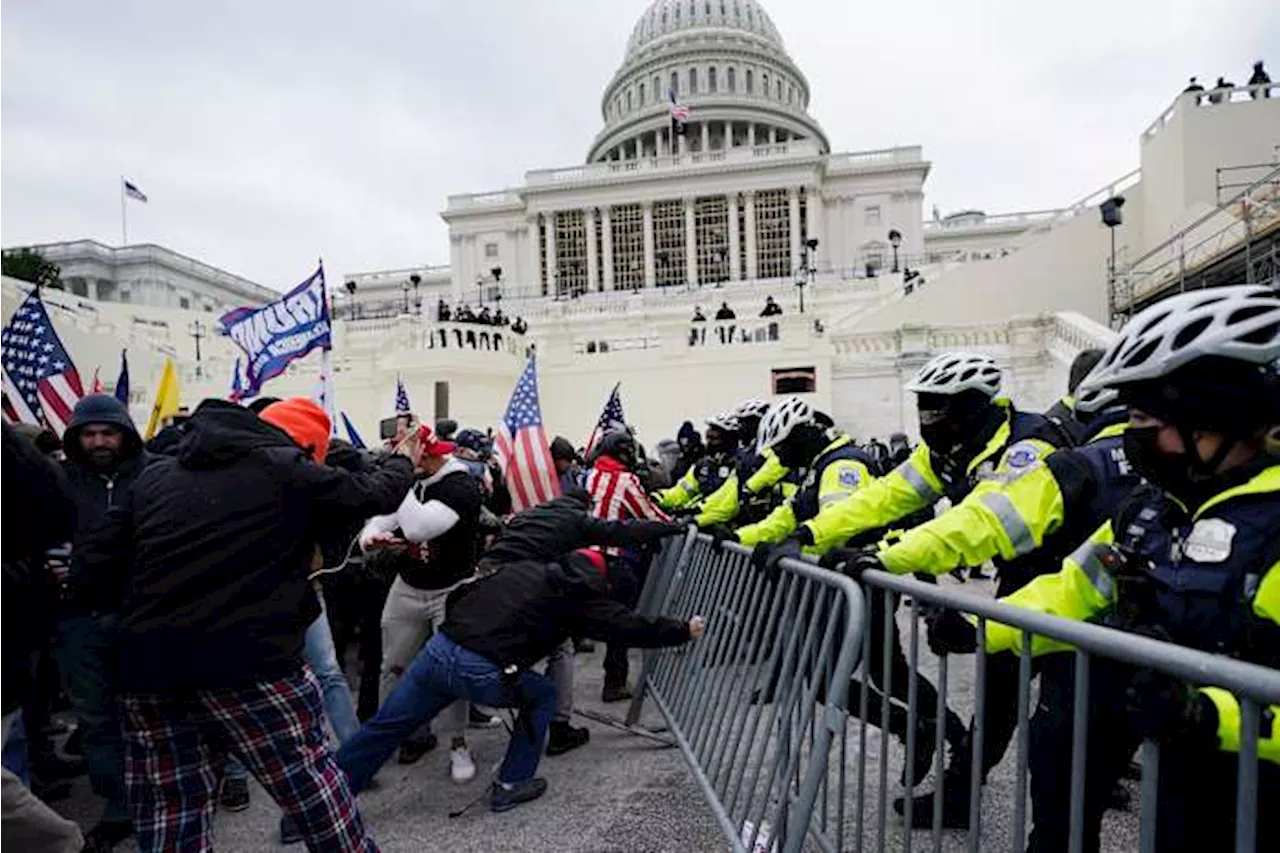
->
<box><xmin>745</xmin><ymin>68</ymin><xmax>753</xmax><ymax>93</ymax></box>
<box><xmin>626</xmin><ymin>90</ymin><xmax>632</xmax><ymax>111</ymax></box>
<box><xmin>761</xmin><ymin>72</ymin><xmax>769</xmax><ymax>95</ymax></box>
<box><xmin>727</xmin><ymin>67</ymin><xmax>736</xmax><ymax>92</ymax></box>
<box><xmin>708</xmin><ymin>67</ymin><xmax>717</xmax><ymax>92</ymax></box>
<box><xmin>654</xmin><ymin>75</ymin><xmax>661</xmax><ymax>100</ymax></box>
<box><xmin>689</xmin><ymin>67</ymin><xmax>698</xmax><ymax>93</ymax></box>
<box><xmin>638</xmin><ymin>82</ymin><xmax>646</xmax><ymax>106</ymax></box>
<box><xmin>775</xmin><ymin>78</ymin><xmax>782</xmax><ymax>100</ymax></box>
<box><xmin>787</xmin><ymin>84</ymin><xmax>793</xmax><ymax>104</ymax></box>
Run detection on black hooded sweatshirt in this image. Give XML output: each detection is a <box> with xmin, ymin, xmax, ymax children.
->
<box><xmin>77</xmin><ymin>399</ymin><xmax>415</xmax><ymax>692</ymax></box>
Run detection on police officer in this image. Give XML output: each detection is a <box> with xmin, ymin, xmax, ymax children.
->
<box><xmin>657</xmin><ymin>412</ymin><xmax>740</xmax><ymax>513</ymax></box>
<box><xmin>692</xmin><ymin>399</ymin><xmax>785</xmax><ymax>527</ymax></box>
<box><xmin>1043</xmin><ymin>348</ymin><xmax>1106</xmax><ymax>447</ymax></box>
<box><xmin>983</xmin><ymin>285</ymin><xmax>1280</xmax><ymax>852</ymax></box>
<box><xmin>843</xmin><ymin>384</ymin><xmax>1141</xmax><ymax>827</ymax></box>
<box><xmin>714</xmin><ymin>398</ymin><xmax>874</xmax><ymax>561</ymax></box>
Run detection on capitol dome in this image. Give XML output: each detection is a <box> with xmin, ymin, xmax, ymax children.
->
<box><xmin>587</xmin><ymin>0</ymin><xmax>829</xmax><ymax>163</ymax></box>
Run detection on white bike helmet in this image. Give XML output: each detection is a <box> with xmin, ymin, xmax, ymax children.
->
<box><xmin>1078</xmin><ymin>285</ymin><xmax>1280</xmax><ymax>395</ymax></box>
<box><xmin>756</xmin><ymin>397</ymin><xmax>815</xmax><ymax>451</ymax></box>
<box><xmin>905</xmin><ymin>352</ymin><xmax>1002</xmax><ymax>397</ymax></box>
<box><xmin>735</xmin><ymin>398</ymin><xmax>770</xmax><ymax>420</ymax></box>
<box><xmin>705</xmin><ymin>411</ymin><xmax>740</xmax><ymax>433</ymax></box>
<box><xmin>1072</xmin><ymin>384</ymin><xmax>1120</xmax><ymax>415</ymax></box>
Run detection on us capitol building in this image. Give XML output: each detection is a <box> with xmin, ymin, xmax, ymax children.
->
<box><xmin>5</xmin><ymin>0</ymin><xmax>1278</xmax><ymax>443</ymax></box>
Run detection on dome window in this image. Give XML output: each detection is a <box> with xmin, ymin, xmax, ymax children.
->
<box><xmin>745</xmin><ymin>68</ymin><xmax>753</xmax><ymax>93</ymax></box>
<box><xmin>708</xmin><ymin>67</ymin><xmax>717</xmax><ymax>92</ymax></box>
<box><xmin>639</xmin><ymin>82</ymin><xmax>646</xmax><ymax>105</ymax></box>
<box><xmin>775</xmin><ymin>78</ymin><xmax>782</xmax><ymax>100</ymax></box>
<box><xmin>626</xmin><ymin>90</ymin><xmax>633</xmax><ymax>111</ymax></box>
<box><xmin>671</xmin><ymin>70</ymin><xmax>679</xmax><ymax>96</ymax></box>
<box><xmin>653</xmin><ymin>75</ymin><xmax>661</xmax><ymax>99</ymax></box>
<box><xmin>689</xmin><ymin>66</ymin><xmax>698</xmax><ymax>93</ymax></box>
<box><xmin>727</xmin><ymin>67</ymin><xmax>736</xmax><ymax>92</ymax></box>
<box><xmin>761</xmin><ymin>71</ymin><xmax>769</xmax><ymax>95</ymax></box>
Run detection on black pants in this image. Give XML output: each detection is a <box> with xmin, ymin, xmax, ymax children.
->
<box><xmin>603</xmin><ymin>555</ymin><xmax>646</xmax><ymax>690</ymax></box>
<box><xmin>326</xmin><ymin>572</ymin><xmax>394</xmax><ymax>721</ymax></box>
<box><xmin>1027</xmin><ymin>654</ymin><xmax>1277</xmax><ymax>853</ymax></box>
<box><xmin>846</xmin><ymin>586</ymin><xmax>959</xmax><ymax>743</ymax></box>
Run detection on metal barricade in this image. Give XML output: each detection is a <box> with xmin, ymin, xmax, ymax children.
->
<box><xmin>847</xmin><ymin>568</ymin><xmax>1280</xmax><ymax>853</ymax></box>
<box><xmin>624</xmin><ymin>533</ymin><xmax>866</xmax><ymax>853</ymax></box>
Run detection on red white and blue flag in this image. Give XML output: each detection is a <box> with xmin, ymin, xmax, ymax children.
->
<box><xmin>669</xmin><ymin>86</ymin><xmax>690</xmax><ymax>122</ymax></box>
<box><xmin>1</xmin><ymin>290</ymin><xmax>85</xmax><ymax>434</ymax></box>
<box><xmin>395</xmin><ymin>375</ymin><xmax>411</xmax><ymax>413</ymax></box>
<box><xmin>585</xmin><ymin>382</ymin><xmax>625</xmax><ymax>454</ymax></box>
<box><xmin>494</xmin><ymin>355</ymin><xmax>560</xmax><ymax>511</ymax></box>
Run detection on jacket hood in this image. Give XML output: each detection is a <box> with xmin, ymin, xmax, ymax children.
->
<box><xmin>419</xmin><ymin>456</ymin><xmax>469</xmax><ymax>486</ymax></box>
<box><xmin>592</xmin><ymin>453</ymin><xmax>630</xmax><ymax>474</ymax></box>
<box><xmin>176</xmin><ymin>399</ymin><xmax>302</xmax><ymax>469</ymax></box>
<box><xmin>63</xmin><ymin>394</ymin><xmax>143</xmax><ymax>467</ymax></box>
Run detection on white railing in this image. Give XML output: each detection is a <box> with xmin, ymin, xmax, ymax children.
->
<box><xmin>443</xmin><ymin>190</ymin><xmax>523</xmax><ymax>210</ymax></box>
<box><xmin>825</xmin><ymin>145</ymin><xmax>925</xmax><ymax>170</ymax></box>
<box><xmin>524</xmin><ymin>140</ymin><xmax>824</xmax><ymax>186</ymax></box>
<box><xmin>922</xmin><ymin>208</ymin><xmax>1065</xmax><ymax>232</ymax></box>
<box><xmin>344</xmin><ymin>265</ymin><xmax>452</xmax><ymax>289</ymax></box>
<box><xmin>1143</xmin><ymin>82</ymin><xmax>1280</xmax><ymax>140</ymax></box>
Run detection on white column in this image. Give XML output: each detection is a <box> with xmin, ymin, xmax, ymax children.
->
<box><xmin>525</xmin><ymin>220</ymin><xmax>540</xmax><ymax>298</ymax></box>
<box><xmin>642</xmin><ymin>202</ymin><xmax>656</xmax><ymax>290</ymax></box>
<box><xmin>744</xmin><ymin>191</ymin><xmax>758</xmax><ymax>280</ymax></box>
<box><xmin>601</xmin><ymin>206</ymin><xmax>616</xmax><ymax>291</ymax></box>
<box><xmin>788</xmin><ymin>188</ymin><xmax>801</xmax><ymax>273</ymax></box>
<box><xmin>727</xmin><ymin>194</ymin><xmax>741</xmax><ymax>281</ymax></box>
<box><xmin>769</xmin><ymin>126</ymin><xmax>778</xmax><ymax>145</ymax></box>
<box><xmin>684</xmin><ymin>197</ymin><xmax>698</xmax><ymax>286</ymax></box>
<box><xmin>545</xmin><ymin>212</ymin><xmax>558</xmax><ymax>297</ymax></box>
<box><xmin>700</xmin><ymin>122</ymin><xmax>710</xmax><ymax>153</ymax></box>
<box><xmin>585</xmin><ymin>207</ymin><xmax>599</xmax><ymax>292</ymax></box>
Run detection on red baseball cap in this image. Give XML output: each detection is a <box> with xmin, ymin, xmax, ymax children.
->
<box><xmin>418</xmin><ymin>424</ymin><xmax>456</xmax><ymax>457</ymax></box>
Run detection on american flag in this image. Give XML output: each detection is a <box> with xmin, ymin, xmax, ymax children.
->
<box><xmin>585</xmin><ymin>383</ymin><xmax>625</xmax><ymax>454</ymax></box>
<box><xmin>229</xmin><ymin>357</ymin><xmax>245</xmax><ymax>402</ymax></box>
<box><xmin>123</xmin><ymin>179</ymin><xmax>148</xmax><ymax>203</ymax></box>
<box><xmin>494</xmin><ymin>356</ymin><xmax>560</xmax><ymax>511</ymax></box>
<box><xmin>1</xmin><ymin>291</ymin><xmax>85</xmax><ymax>434</ymax></box>
<box><xmin>395</xmin><ymin>375</ymin><xmax>411</xmax><ymax>413</ymax></box>
<box><xmin>669</xmin><ymin>86</ymin><xmax>690</xmax><ymax>122</ymax></box>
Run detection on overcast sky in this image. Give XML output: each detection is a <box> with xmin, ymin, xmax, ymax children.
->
<box><xmin>3</xmin><ymin>0</ymin><xmax>1276</xmax><ymax>291</ymax></box>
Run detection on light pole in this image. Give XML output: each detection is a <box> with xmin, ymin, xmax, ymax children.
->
<box><xmin>343</xmin><ymin>280</ymin><xmax>357</xmax><ymax>320</ymax></box>
<box><xmin>188</xmin><ymin>320</ymin><xmax>206</xmax><ymax>379</ymax></box>
<box><xmin>401</xmin><ymin>280</ymin><xmax>410</xmax><ymax>314</ymax></box>
<box><xmin>1100</xmin><ymin>196</ymin><xmax>1126</xmax><ymax>324</ymax></box>
<box><xmin>476</xmin><ymin>266</ymin><xmax>503</xmax><ymax>306</ymax></box>
<box><xmin>794</xmin><ymin>237</ymin><xmax>819</xmax><ymax>314</ymax></box>
<box><xmin>888</xmin><ymin>229</ymin><xmax>902</xmax><ymax>273</ymax></box>
<box><xmin>410</xmin><ymin>273</ymin><xmax>421</xmax><ymax>314</ymax></box>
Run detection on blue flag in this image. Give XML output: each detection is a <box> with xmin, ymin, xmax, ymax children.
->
<box><xmin>221</xmin><ymin>265</ymin><xmax>331</xmax><ymax>397</ymax></box>
<box><xmin>341</xmin><ymin>411</ymin><xmax>367</xmax><ymax>449</ymax></box>
<box><xmin>113</xmin><ymin>349</ymin><xmax>130</xmax><ymax>404</ymax></box>
<box><xmin>395</xmin><ymin>376</ymin><xmax>411</xmax><ymax>413</ymax></box>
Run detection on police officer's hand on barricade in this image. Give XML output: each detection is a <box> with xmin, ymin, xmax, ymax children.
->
<box><xmin>926</xmin><ymin>608</ymin><xmax>979</xmax><ymax>655</ymax></box>
<box><xmin>705</xmin><ymin>524</ymin><xmax>738</xmax><ymax>553</ymax></box>
<box><xmin>688</xmin><ymin>616</ymin><xmax>706</xmax><ymax>639</ymax></box>
<box><xmin>1125</xmin><ymin>668</ymin><xmax>1217</xmax><ymax>748</ymax></box>
<box><xmin>818</xmin><ymin>546</ymin><xmax>882</xmax><ymax>582</ymax></box>
<box><xmin>751</xmin><ymin>536</ymin><xmax>804</xmax><ymax>582</ymax></box>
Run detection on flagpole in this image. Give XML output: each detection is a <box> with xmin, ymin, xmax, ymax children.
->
<box><xmin>119</xmin><ymin>176</ymin><xmax>127</xmax><ymax>246</ymax></box>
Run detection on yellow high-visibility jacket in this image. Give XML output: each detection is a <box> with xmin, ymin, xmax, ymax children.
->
<box><xmin>803</xmin><ymin>401</ymin><xmax>1063</xmax><ymax>554</ymax></box>
<box><xmin>735</xmin><ymin>435</ymin><xmax>874</xmax><ymax>554</ymax></box>
<box><xmin>986</xmin><ymin>465</ymin><xmax>1280</xmax><ymax>764</ymax></box>
<box><xmin>693</xmin><ymin>448</ymin><xmax>789</xmax><ymax>527</ymax></box>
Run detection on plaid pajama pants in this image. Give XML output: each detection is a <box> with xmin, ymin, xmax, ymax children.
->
<box><xmin>120</xmin><ymin>666</ymin><xmax>377</xmax><ymax>853</ymax></box>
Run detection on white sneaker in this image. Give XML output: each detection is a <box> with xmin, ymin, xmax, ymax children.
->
<box><xmin>450</xmin><ymin>746</ymin><xmax>476</xmax><ymax>783</ymax></box>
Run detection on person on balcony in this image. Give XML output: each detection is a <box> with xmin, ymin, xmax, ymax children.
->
<box><xmin>1208</xmin><ymin>75</ymin><xmax>1234</xmax><ymax>104</ymax></box>
<box><xmin>437</xmin><ymin>299</ymin><xmax>451</xmax><ymax>322</ymax></box>
<box><xmin>714</xmin><ymin>302</ymin><xmax>736</xmax><ymax>321</ymax></box>
<box><xmin>478</xmin><ymin>306</ymin><xmax>493</xmax><ymax>325</ymax></box>
<box><xmin>760</xmin><ymin>296</ymin><xmax>782</xmax><ymax>317</ymax></box>
<box><xmin>511</xmin><ymin>317</ymin><xmax>528</xmax><ymax>335</ymax></box>
<box><xmin>691</xmin><ymin>306</ymin><xmax>707</xmax><ymax>322</ymax></box>
<box><xmin>1249</xmin><ymin>60</ymin><xmax>1271</xmax><ymax>98</ymax></box>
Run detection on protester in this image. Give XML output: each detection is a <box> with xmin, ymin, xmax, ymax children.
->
<box><xmin>585</xmin><ymin>429</ymin><xmax>672</xmax><ymax>702</ymax></box>
<box><xmin>1249</xmin><ymin>59</ymin><xmax>1271</xmax><ymax>97</ymax></box>
<box><xmin>1208</xmin><ymin>75</ymin><xmax>1234</xmax><ymax>103</ymax></box>
<box><xmin>691</xmin><ymin>306</ymin><xmax>706</xmax><ymax>323</ymax></box>
<box><xmin>54</xmin><ymin>394</ymin><xmax>149</xmax><ymax>850</ymax></box>
<box><xmin>359</xmin><ymin>425</ymin><xmax>484</xmax><ymax>778</ymax></box>
<box><xmin>2</xmin><ymin>423</ymin><xmax>85</xmax><ymax>853</ymax></box>
<box><xmin>550</xmin><ymin>435</ymin><xmax>583</xmax><ymax>493</ymax></box>
<box><xmin>77</xmin><ymin>397</ymin><xmax>417</xmax><ymax>853</ymax></box>
<box><xmin>336</xmin><ymin>542</ymin><xmax>701</xmax><ymax>812</ymax></box>
<box><xmin>674</xmin><ymin>421</ymin><xmax>703</xmax><ymax>479</ymax></box>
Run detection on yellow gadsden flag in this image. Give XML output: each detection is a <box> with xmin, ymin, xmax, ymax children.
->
<box><xmin>144</xmin><ymin>358</ymin><xmax>181</xmax><ymax>439</ymax></box>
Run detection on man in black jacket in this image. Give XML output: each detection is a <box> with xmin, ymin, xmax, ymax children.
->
<box><xmin>54</xmin><ymin>393</ymin><xmax>150</xmax><ymax>849</ymax></box>
<box><xmin>335</xmin><ymin>544</ymin><xmax>700</xmax><ymax>813</ymax></box>
<box><xmin>483</xmin><ymin>490</ymin><xmax>682</xmax><ymax>754</ymax></box>
<box><xmin>2</xmin><ymin>424</ymin><xmax>86</xmax><ymax>853</ymax></box>
<box><xmin>78</xmin><ymin>398</ymin><xmax>417</xmax><ymax>853</ymax></box>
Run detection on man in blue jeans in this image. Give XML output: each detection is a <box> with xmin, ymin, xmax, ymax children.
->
<box><xmin>336</xmin><ymin>548</ymin><xmax>702</xmax><ymax>812</ymax></box>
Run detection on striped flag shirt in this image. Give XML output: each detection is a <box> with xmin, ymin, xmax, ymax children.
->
<box><xmin>494</xmin><ymin>356</ymin><xmax>560</xmax><ymax>511</ymax></box>
<box><xmin>1</xmin><ymin>291</ymin><xmax>84</xmax><ymax>434</ymax></box>
<box><xmin>585</xmin><ymin>456</ymin><xmax>670</xmax><ymax>554</ymax></box>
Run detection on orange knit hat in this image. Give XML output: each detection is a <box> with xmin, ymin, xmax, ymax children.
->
<box><xmin>259</xmin><ymin>397</ymin><xmax>331</xmax><ymax>462</ymax></box>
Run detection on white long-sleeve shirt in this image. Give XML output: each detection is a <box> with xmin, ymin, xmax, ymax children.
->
<box><xmin>359</xmin><ymin>457</ymin><xmax>470</xmax><ymax>549</ymax></box>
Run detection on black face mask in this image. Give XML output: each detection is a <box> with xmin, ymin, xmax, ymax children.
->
<box><xmin>1123</xmin><ymin>426</ymin><xmax>1190</xmax><ymax>497</ymax></box>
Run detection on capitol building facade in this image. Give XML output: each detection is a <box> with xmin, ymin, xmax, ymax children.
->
<box><xmin>5</xmin><ymin>0</ymin><xmax>1277</xmax><ymax>445</ymax></box>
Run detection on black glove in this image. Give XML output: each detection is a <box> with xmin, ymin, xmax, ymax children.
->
<box><xmin>752</xmin><ymin>537</ymin><xmax>803</xmax><ymax>582</ymax></box>
<box><xmin>818</xmin><ymin>546</ymin><xmax>882</xmax><ymax>581</ymax></box>
<box><xmin>926</xmin><ymin>608</ymin><xmax>978</xmax><ymax>655</ymax></box>
<box><xmin>705</xmin><ymin>524</ymin><xmax>738</xmax><ymax>553</ymax></box>
<box><xmin>1125</xmin><ymin>669</ymin><xmax>1217</xmax><ymax>747</ymax></box>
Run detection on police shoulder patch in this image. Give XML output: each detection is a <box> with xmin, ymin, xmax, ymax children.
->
<box><xmin>1004</xmin><ymin>442</ymin><xmax>1042</xmax><ymax>470</ymax></box>
<box><xmin>838</xmin><ymin>467</ymin><xmax>862</xmax><ymax>489</ymax></box>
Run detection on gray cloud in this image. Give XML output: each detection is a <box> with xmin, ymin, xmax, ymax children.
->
<box><xmin>3</xmin><ymin>0</ymin><xmax>1276</xmax><ymax>290</ymax></box>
